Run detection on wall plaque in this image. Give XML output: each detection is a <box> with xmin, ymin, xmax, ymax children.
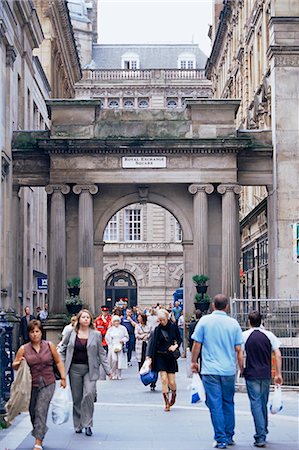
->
<box><xmin>122</xmin><ymin>156</ymin><xmax>166</xmax><ymax>168</ymax></box>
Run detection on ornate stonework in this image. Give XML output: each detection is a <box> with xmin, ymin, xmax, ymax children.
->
<box><xmin>73</xmin><ymin>184</ymin><xmax>98</xmax><ymax>195</ymax></box>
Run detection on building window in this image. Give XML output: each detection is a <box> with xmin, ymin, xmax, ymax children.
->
<box><xmin>180</xmin><ymin>60</ymin><xmax>194</xmax><ymax>69</ymax></box>
<box><xmin>108</xmin><ymin>100</ymin><xmax>119</xmax><ymax>109</ymax></box>
<box><xmin>167</xmin><ymin>99</ymin><xmax>178</xmax><ymax>109</ymax></box>
<box><xmin>178</xmin><ymin>53</ymin><xmax>196</xmax><ymax>70</ymax></box>
<box><xmin>125</xmin><ymin>209</ymin><xmax>141</xmax><ymax>241</ymax></box>
<box><xmin>123</xmin><ymin>99</ymin><xmax>134</xmax><ymax>108</ymax></box>
<box><xmin>104</xmin><ymin>214</ymin><xmax>118</xmax><ymax>242</ymax></box>
<box><xmin>175</xmin><ymin>220</ymin><xmax>182</xmax><ymax>241</ymax></box>
<box><xmin>138</xmin><ymin>99</ymin><xmax>149</xmax><ymax>109</ymax></box>
<box><xmin>121</xmin><ymin>53</ymin><xmax>140</xmax><ymax>70</ymax></box>
<box><xmin>123</xmin><ymin>60</ymin><xmax>138</xmax><ymax>70</ymax></box>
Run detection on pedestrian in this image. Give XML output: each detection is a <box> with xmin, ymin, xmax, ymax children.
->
<box><xmin>171</xmin><ymin>300</ymin><xmax>182</xmax><ymax>324</ymax></box>
<box><xmin>19</xmin><ymin>306</ymin><xmax>35</xmax><ymax>344</ymax></box>
<box><xmin>105</xmin><ymin>315</ymin><xmax>129</xmax><ymax>380</ymax></box>
<box><xmin>147</xmin><ymin>308</ymin><xmax>159</xmax><ymax>331</ymax></box>
<box><xmin>58</xmin><ymin>309</ymin><xmax>111</xmax><ymax>436</ymax></box>
<box><xmin>12</xmin><ymin>319</ymin><xmax>66</xmax><ymax>450</ymax></box>
<box><xmin>188</xmin><ymin>309</ymin><xmax>202</xmax><ymax>350</ymax></box>
<box><xmin>191</xmin><ymin>294</ymin><xmax>244</xmax><ymax>449</ymax></box>
<box><xmin>146</xmin><ymin>308</ymin><xmax>182</xmax><ymax>411</ymax></box>
<box><xmin>243</xmin><ymin>310</ymin><xmax>282</xmax><ymax>448</ymax></box>
<box><xmin>121</xmin><ymin>308</ymin><xmax>136</xmax><ymax>365</ymax></box>
<box><xmin>39</xmin><ymin>304</ymin><xmax>48</xmax><ymax>321</ymax></box>
<box><xmin>135</xmin><ymin>313</ymin><xmax>150</xmax><ymax>371</ymax></box>
<box><xmin>177</xmin><ymin>309</ymin><xmax>185</xmax><ymax>351</ymax></box>
<box><xmin>95</xmin><ymin>305</ymin><xmax>112</xmax><ymax>353</ymax></box>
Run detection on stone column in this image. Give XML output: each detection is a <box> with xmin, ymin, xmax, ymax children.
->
<box><xmin>73</xmin><ymin>185</ymin><xmax>98</xmax><ymax>313</ymax></box>
<box><xmin>217</xmin><ymin>184</ymin><xmax>241</xmax><ymax>298</ymax></box>
<box><xmin>188</xmin><ymin>184</ymin><xmax>214</xmax><ymax>276</ymax></box>
<box><xmin>182</xmin><ymin>240</ymin><xmax>194</xmax><ymax>321</ymax></box>
<box><xmin>94</xmin><ymin>241</ymin><xmax>104</xmax><ymax>310</ymax></box>
<box><xmin>45</xmin><ymin>185</ymin><xmax>70</xmax><ymax>314</ymax></box>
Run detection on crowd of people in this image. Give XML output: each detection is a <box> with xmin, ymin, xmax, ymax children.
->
<box><xmin>11</xmin><ymin>295</ymin><xmax>282</xmax><ymax>450</ymax></box>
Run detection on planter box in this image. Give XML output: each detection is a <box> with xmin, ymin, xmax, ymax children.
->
<box><xmin>195</xmin><ymin>285</ymin><xmax>208</xmax><ymax>294</ymax></box>
<box><xmin>66</xmin><ymin>304</ymin><xmax>82</xmax><ymax>315</ymax></box>
<box><xmin>194</xmin><ymin>302</ymin><xmax>210</xmax><ymax>313</ymax></box>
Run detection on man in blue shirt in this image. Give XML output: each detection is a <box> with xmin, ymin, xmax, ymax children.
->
<box><xmin>191</xmin><ymin>294</ymin><xmax>244</xmax><ymax>449</ymax></box>
<box><xmin>171</xmin><ymin>300</ymin><xmax>182</xmax><ymax>324</ymax></box>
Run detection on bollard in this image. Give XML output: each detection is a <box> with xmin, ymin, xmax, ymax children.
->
<box><xmin>0</xmin><ymin>311</ymin><xmax>14</xmax><ymax>414</ymax></box>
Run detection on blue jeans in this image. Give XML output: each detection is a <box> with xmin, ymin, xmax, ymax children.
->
<box><xmin>246</xmin><ymin>378</ymin><xmax>270</xmax><ymax>443</ymax></box>
<box><xmin>202</xmin><ymin>374</ymin><xmax>235</xmax><ymax>444</ymax></box>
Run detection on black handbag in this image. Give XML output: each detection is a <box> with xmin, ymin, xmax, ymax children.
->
<box><xmin>172</xmin><ymin>348</ymin><xmax>181</xmax><ymax>360</ymax></box>
<box><xmin>53</xmin><ymin>362</ymin><xmax>61</xmax><ymax>380</ymax></box>
<box><xmin>161</xmin><ymin>329</ymin><xmax>181</xmax><ymax>359</ymax></box>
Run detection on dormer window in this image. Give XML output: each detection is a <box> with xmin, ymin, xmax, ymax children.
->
<box><xmin>177</xmin><ymin>53</ymin><xmax>196</xmax><ymax>70</ymax></box>
<box><xmin>121</xmin><ymin>52</ymin><xmax>140</xmax><ymax>70</ymax></box>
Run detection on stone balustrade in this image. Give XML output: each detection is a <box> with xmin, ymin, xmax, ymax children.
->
<box><xmin>81</xmin><ymin>68</ymin><xmax>206</xmax><ymax>81</ymax></box>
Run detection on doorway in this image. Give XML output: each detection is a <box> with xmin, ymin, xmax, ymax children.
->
<box><xmin>105</xmin><ymin>270</ymin><xmax>137</xmax><ymax>309</ymax></box>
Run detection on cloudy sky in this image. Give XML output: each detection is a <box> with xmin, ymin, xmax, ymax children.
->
<box><xmin>98</xmin><ymin>0</ymin><xmax>213</xmax><ymax>57</ymax></box>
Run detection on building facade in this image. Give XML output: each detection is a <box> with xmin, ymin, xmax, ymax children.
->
<box><xmin>0</xmin><ymin>0</ymin><xmax>81</xmax><ymax>315</ymax></box>
<box><xmin>206</xmin><ymin>0</ymin><xmax>299</xmax><ymax>298</ymax></box>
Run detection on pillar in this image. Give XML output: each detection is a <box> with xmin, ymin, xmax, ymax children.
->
<box><xmin>73</xmin><ymin>184</ymin><xmax>98</xmax><ymax>313</ymax></box>
<box><xmin>217</xmin><ymin>184</ymin><xmax>241</xmax><ymax>298</ymax></box>
<box><xmin>182</xmin><ymin>240</ymin><xmax>194</xmax><ymax>321</ymax></box>
<box><xmin>94</xmin><ymin>241</ymin><xmax>104</xmax><ymax>311</ymax></box>
<box><xmin>188</xmin><ymin>184</ymin><xmax>214</xmax><ymax>276</ymax></box>
<box><xmin>45</xmin><ymin>185</ymin><xmax>70</xmax><ymax>314</ymax></box>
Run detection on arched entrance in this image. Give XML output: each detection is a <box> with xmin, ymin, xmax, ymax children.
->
<box><xmin>105</xmin><ymin>270</ymin><xmax>137</xmax><ymax>309</ymax></box>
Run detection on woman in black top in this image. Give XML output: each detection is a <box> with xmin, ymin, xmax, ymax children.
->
<box><xmin>146</xmin><ymin>309</ymin><xmax>182</xmax><ymax>411</ymax></box>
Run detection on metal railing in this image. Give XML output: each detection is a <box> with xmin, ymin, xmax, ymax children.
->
<box><xmin>230</xmin><ymin>298</ymin><xmax>299</xmax><ymax>387</ymax></box>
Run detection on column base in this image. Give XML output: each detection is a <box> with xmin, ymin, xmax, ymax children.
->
<box><xmin>43</xmin><ymin>314</ymin><xmax>69</xmax><ymax>345</ymax></box>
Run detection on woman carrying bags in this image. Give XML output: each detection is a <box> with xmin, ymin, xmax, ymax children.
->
<box><xmin>146</xmin><ymin>308</ymin><xmax>182</xmax><ymax>411</ymax></box>
<box><xmin>12</xmin><ymin>319</ymin><xmax>66</xmax><ymax>450</ymax></box>
<box><xmin>135</xmin><ymin>313</ymin><xmax>150</xmax><ymax>371</ymax></box>
<box><xmin>58</xmin><ymin>309</ymin><xmax>111</xmax><ymax>436</ymax></box>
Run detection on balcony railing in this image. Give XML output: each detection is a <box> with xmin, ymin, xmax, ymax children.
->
<box><xmin>81</xmin><ymin>68</ymin><xmax>206</xmax><ymax>82</ymax></box>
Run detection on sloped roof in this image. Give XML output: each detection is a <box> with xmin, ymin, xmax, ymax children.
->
<box><xmin>92</xmin><ymin>44</ymin><xmax>207</xmax><ymax>69</ymax></box>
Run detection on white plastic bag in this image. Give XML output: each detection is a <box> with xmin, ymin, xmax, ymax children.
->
<box><xmin>270</xmin><ymin>384</ymin><xmax>283</xmax><ymax>414</ymax></box>
<box><xmin>139</xmin><ymin>359</ymin><xmax>151</xmax><ymax>375</ymax></box>
<box><xmin>190</xmin><ymin>373</ymin><xmax>205</xmax><ymax>404</ymax></box>
<box><xmin>51</xmin><ymin>386</ymin><xmax>71</xmax><ymax>425</ymax></box>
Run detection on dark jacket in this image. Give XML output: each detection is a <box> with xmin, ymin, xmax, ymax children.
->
<box><xmin>147</xmin><ymin>320</ymin><xmax>181</xmax><ymax>371</ymax></box>
<box><xmin>19</xmin><ymin>315</ymin><xmax>35</xmax><ymax>344</ymax></box>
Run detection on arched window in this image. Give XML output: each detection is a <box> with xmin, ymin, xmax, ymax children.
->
<box><xmin>138</xmin><ymin>99</ymin><xmax>149</xmax><ymax>109</ymax></box>
<box><xmin>167</xmin><ymin>99</ymin><xmax>178</xmax><ymax>109</ymax></box>
<box><xmin>108</xmin><ymin>100</ymin><xmax>119</xmax><ymax>109</ymax></box>
<box><xmin>123</xmin><ymin>99</ymin><xmax>134</xmax><ymax>108</ymax></box>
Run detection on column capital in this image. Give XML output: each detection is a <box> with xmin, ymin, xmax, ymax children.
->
<box><xmin>73</xmin><ymin>184</ymin><xmax>98</xmax><ymax>195</ymax></box>
<box><xmin>188</xmin><ymin>183</ymin><xmax>214</xmax><ymax>195</ymax></box>
<box><xmin>45</xmin><ymin>184</ymin><xmax>70</xmax><ymax>195</ymax></box>
<box><xmin>217</xmin><ymin>184</ymin><xmax>241</xmax><ymax>195</ymax></box>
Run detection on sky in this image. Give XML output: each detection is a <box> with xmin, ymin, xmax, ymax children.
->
<box><xmin>98</xmin><ymin>0</ymin><xmax>213</xmax><ymax>57</ymax></box>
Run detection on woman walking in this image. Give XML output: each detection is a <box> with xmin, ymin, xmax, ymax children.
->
<box><xmin>105</xmin><ymin>315</ymin><xmax>129</xmax><ymax>380</ymax></box>
<box><xmin>58</xmin><ymin>309</ymin><xmax>111</xmax><ymax>436</ymax></box>
<box><xmin>12</xmin><ymin>319</ymin><xmax>66</xmax><ymax>450</ymax></box>
<box><xmin>135</xmin><ymin>313</ymin><xmax>150</xmax><ymax>371</ymax></box>
<box><xmin>146</xmin><ymin>309</ymin><xmax>182</xmax><ymax>411</ymax></box>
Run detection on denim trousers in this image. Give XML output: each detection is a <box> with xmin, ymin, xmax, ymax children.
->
<box><xmin>246</xmin><ymin>378</ymin><xmax>270</xmax><ymax>443</ymax></box>
<box><xmin>202</xmin><ymin>374</ymin><xmax>235</xmax><ymax>444</ymax></box>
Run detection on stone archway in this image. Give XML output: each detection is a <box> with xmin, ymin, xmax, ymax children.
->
<box><xmin>12</xmin><ymin>99</ymin><xmax>273</xmax><ymax>330</ymax></box>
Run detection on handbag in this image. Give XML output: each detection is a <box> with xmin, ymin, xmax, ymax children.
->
<box><xmin>161</xmin><ymin>329</ymin><xmax>180</xmax><ymax>359</ymax></box>
<box><xmin>53</xmin><ymin>362</ymin><xmax>61</xmax><ymax>380</ymax></box>
<box><xmin>113</xmin><ymin>342</ymin><xmax>122</xmax><ymax>353</ymax></box>
<box><xmin>172</xmin><ymin>348</ymin><xmax>181</xmax><ymax>360</ymax></box>
<box><xmin>140</xmin><ymin>370</ymin><xmax>158</xmax><ymax>386</ymax></box>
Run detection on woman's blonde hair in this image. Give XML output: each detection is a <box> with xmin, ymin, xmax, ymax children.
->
<box><xmin>74</xmin><ymin>309</ymin><xmax>94</xmax><ymax>332</ymax></box>
<box><xmin>157</xmin><ymin>309</ymin><xmax>169</xmax><ymax>321</ymax></box>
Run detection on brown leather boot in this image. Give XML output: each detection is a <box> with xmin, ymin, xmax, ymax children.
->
<box><xmin>163</xmin><ymin>393</ymin><xmax>170</xmax><ymax>411</ymax></box>
<box><xmin>169</xmin><ymin>389</ymin><xmax>176</xmax><ymax>406</ymax></box>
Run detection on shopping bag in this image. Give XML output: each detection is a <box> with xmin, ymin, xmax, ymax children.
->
<box><xmin>140</xmin><ymin>370</ymin><xmax>158</xmax><ymax>386</ymax></box>
<box><xmin>139</xmin><ymin>359</ymin><xmax>151</xmax><ymax>375</ymax></box>
<box><xmin>270</xmin><ymin>384</ymin><xmax>283</xmax><ymax>414</ymax></box>
<box><xmin>51</xmin><ymin>386</ymin><xmax>71</xmax><ymax>425</ymax></box>
<box><xmin>190</xmin><ymin>373</ymin><xmax>205</xmax><ymax>404</ymax></box>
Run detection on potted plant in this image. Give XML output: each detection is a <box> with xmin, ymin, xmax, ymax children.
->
<box><xmin>194</xmin><ymin>293</ymin><xmax>211</xmax><ymax>313</ymax></box>
<box><xmin>192</xmin><ymin>274</ymin><xmax>209</xmax><ymax>294</ymax></box>
<box><xmin>65</xmin><ymin>296</ymin><xmax>83</xmax><ymax>315</ymax></box>
<box><xmin>66</xmin><ymin>277</ymin><xmax>81</xmax><ymax>297</ymax></box>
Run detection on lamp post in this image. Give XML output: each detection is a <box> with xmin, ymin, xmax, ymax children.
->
<box><xmin>0</xmin><ymin>311</ymin><xmax>14</xmax><ymax>414</ymax></box>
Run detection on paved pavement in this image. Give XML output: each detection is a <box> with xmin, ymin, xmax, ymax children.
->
<box><xmin>0</xmin><ymin>357</ymin><xmax>298</xmax><ymax>450</ymax></box>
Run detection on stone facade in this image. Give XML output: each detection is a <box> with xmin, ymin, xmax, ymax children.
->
<box><xmin>0</xmin><ymin>0</ymin><xmax>81</xmax><ymax>315</ymax></box>
<box><xmin>207</xmin><ymin>0</ymin><xmax>299</xmax><ymax>298</ymax></box>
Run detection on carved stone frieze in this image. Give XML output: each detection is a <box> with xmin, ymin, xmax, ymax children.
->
<box><xmin>73</xmin><ymin>184</ymin><xmax>98</xmax><ymax>195</ymax></box>
<box><xmin>45</xmin><ymin>185</ymin><xmax>70</xmax><ymax>195</ymax></box>
<box><xmin>6</xmin><ymin>45</ymin><xmax>17</xmax><ymax>68</ymax></box>
<box><xmin>274</xmin><ymin>55</ymin><xmax>299</xmax><ymax>67</ymax></box>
